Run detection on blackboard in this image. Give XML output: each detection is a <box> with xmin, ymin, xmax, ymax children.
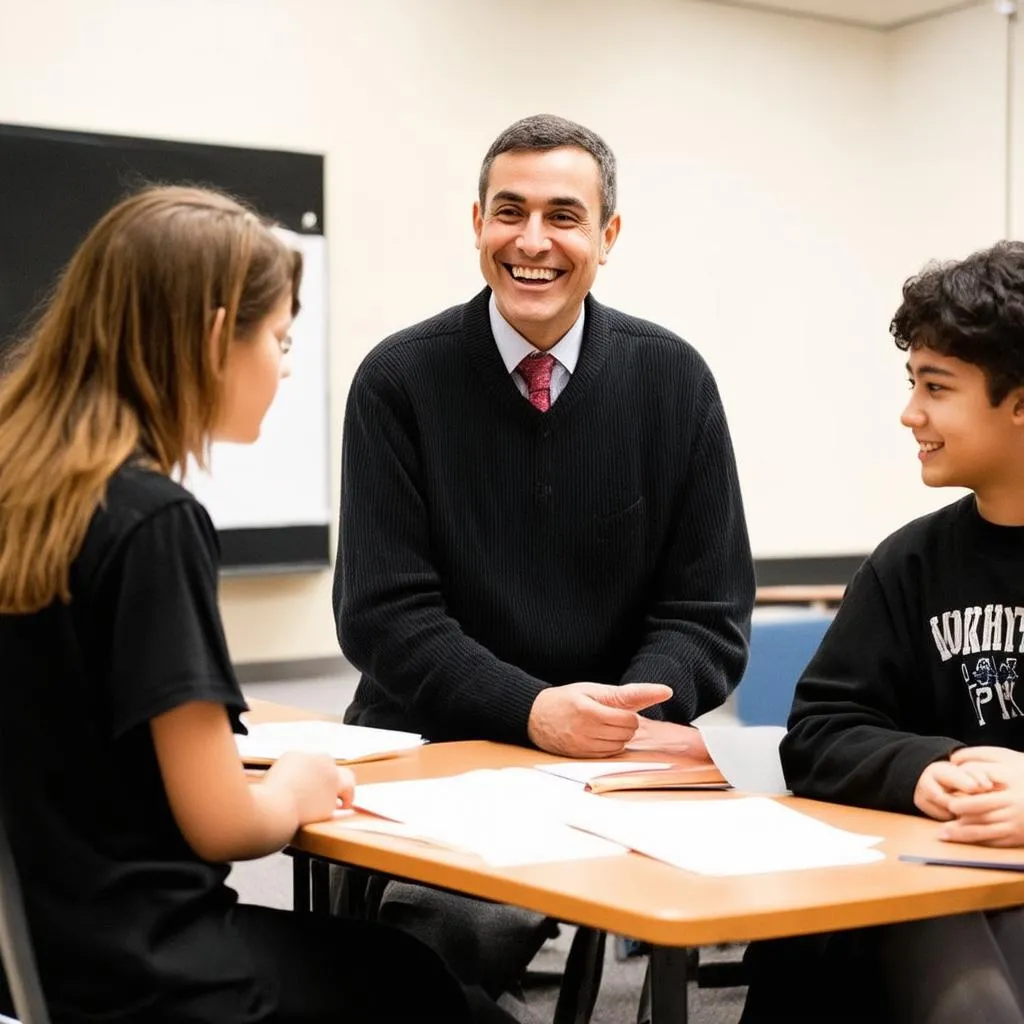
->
<box><xmin>0</xmin><ymin>124</ymin><xmax>330</xmax><ymax>570</ymax></box>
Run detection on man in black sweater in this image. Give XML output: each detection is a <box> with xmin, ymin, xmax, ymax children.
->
<box><xmin>743</xmin><ymin>242</ymin><xmax>1024</xmax><ymax>1024</ymax></box>
<box><xmin>334</xmin><ymin>114</ymin><xmax>754</xmax><ymax>1019</ymax></box>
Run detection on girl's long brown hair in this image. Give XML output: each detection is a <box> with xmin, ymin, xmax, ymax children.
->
<box><xmin>0</xmin><ymin>185</ymin><xmax>302</xmax><ymax>613</ymax></box>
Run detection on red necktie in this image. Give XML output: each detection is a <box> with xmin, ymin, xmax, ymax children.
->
<box><xmin>517</xmin><ymin>353</ymin><xmax>555</xmax><ymax>412</ymax></box>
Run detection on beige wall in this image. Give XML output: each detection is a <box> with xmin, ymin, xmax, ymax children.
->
<box><xmin>0</xmin><ymin>0</ymin><xmax>1016</xmax><ymax>662</ymax></box>
<box><xmin>868</xmin><ymin>4</ymin><xmax>1011</xmax><ymax>540</ymax></box>
<box><xmin>1011</xmin><ymin>13</ymin><xmax>1024</xmax><ymax>238</ymax></box>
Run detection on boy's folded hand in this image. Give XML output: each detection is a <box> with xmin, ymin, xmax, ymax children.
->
<box><xmin>940</xmin><ymin>768</ymin><xmax>1024</xmax><ymax>847</ymax></box>
<box><xmin>913</xmin><ymin>759</ymin><xmax>995</xmax><ymax>821</ymax></box>
<box><xmin>950</xmin><ymin>746</ymin><xmax>1024</xmax><ymax>771</ymax></box>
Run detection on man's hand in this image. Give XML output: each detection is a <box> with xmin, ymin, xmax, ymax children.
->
<box><xmin>629</xmin><ymin>718</ymin><xmax>710</xmax><ymax>762</ymax></box>
<box><xmin>913</xmin><ymin>758</ymin><xmax>995</xmax><ymax>821</ymax></box>
<box><xmin>527</xmin><ymin>682</ymin><xmax>672</xmax><ymax>758</ymax></box>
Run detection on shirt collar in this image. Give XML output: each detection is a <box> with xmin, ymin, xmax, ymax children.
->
<box><xmin>488</xmin><ymin>292</ymin><xmax>585</xmax><ymax>374</ymax></box>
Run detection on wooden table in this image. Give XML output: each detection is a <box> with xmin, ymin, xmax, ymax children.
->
<box><xmin>245</xmin><ymin>700</ymin><xmax>1024</xmax><ymax>1023</ymax></box>
<box><xmin>755</xmin><ymin>584</ymin><xmax>846</xmax><ymax>609</ymax></box>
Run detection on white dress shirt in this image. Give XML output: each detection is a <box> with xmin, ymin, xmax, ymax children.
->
<box><xmin>488</xmin><ymin>293</ymin><xmax>584</xmax><ymax>406</ymax></box>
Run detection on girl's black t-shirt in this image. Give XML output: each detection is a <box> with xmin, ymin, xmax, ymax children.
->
<box><xmin>0</xmin><ymin>464</ymin><xmax>272</xmax><ymax>1022</ymax></box>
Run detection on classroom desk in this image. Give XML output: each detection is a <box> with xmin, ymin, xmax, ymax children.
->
<box><xmin>244</xmin><ymin>700</ymin><xmax>1024</xmax><ymax>1024</ymax></box>
<box><xmin>754</xmin><ymin>584</ymin><xmax>846</xmax><ymax>609</ymax></box>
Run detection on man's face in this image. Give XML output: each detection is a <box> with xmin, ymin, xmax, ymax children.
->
<box><xmin>901</xmin><ymin>346</ymin><xmax>1023</xmax><ymax>496</ymax></box>
<box><xmin>473</xmin><ymin>146</ymin><xmax>620</xmax><ymax>351</ymax></box>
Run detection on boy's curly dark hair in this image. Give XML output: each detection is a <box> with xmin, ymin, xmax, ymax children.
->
<box><xmin>891</xmin><ymin>240</ymin><xmax>1024</xmax><ymax>405</ymax></box>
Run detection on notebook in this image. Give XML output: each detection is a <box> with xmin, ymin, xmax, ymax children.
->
<box><xmin>537</xmin><ymin>760</ymin><xmax>730</xmax><ymax>793</ymax></box>
<box><xmin>584</xmin><ymin>763</ymin><xmax>729</xmax><ymax>793</ymax></box>
<box><xmin>236</xmin><ymin>719</ymin><xmax>425</xmax><ymax>766</ymax></box>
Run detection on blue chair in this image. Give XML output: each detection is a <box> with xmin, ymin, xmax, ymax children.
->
<box><xmin>664</xmin><ymin>608</ymin><xmax>838</xmax><ymax>1002</ymax></box>
<box><xmin>736</xmin><ymin>610</ymin><xmax>834</xmax><ymax>727</ymax></box>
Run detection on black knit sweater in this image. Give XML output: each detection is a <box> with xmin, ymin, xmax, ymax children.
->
<box><xmin>335</xmin><ymin>288</ymin><xmax>754</xmax><ymax>745</ymax></box>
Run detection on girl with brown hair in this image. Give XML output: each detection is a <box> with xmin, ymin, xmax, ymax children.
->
<box><xmin>0</xmin><ymin>185</ymin><xmax>488</xmax><ymax>1023</ymax></box>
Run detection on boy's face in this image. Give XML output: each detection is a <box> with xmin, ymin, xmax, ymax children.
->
<box><xmin>901</xmin><ymin>346</ymin><xmax>1024</xmax><ymax>496</ymax></box>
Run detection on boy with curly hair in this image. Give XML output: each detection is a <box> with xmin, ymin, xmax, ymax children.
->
<box><xmin>743</xmin><ymin>241</ymin><xmax>1024</xmax><ymax>1024</ymax></box>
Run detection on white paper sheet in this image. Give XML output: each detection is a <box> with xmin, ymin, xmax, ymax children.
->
<box><xmin>567</xmin><ymin>796</ymin><xmax>884</xmax><ymax>876</ymax></box>
<box><xmin>352</xmin><ymin>769</ymin><xmax>629</xmax><ymax>867</ymax></box>
<box><xmin>336</xmin><ymin>816</ymin><xmax>473</xmax><ymax>853</ymax></box>
<box><xmin>697</xmin><ymin>725</ymin><xmax>789</xmax><ymax>795</ymax></box>
<box><xmin>535</xmin><ymin>761</ymin><xmax>674</xmax><ymax>784</ymax></box>
<box><xmin>236</xmin><ymin>720</ymin><xmax>424</xmax><ymax>764</ymax></box>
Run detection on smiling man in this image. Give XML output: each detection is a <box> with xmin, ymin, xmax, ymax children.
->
<box><xmin>333</xmin><ymin>114</ymin><xmax>754</xmax><ymax>1020</ymax></box>
<box><xmin>474</xmin><ymin>143</ymin><xmax>617</xmax><ymax>354</ymax></box>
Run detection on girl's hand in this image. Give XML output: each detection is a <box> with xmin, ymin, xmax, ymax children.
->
<box><xmin>264</xmin><ymin>752</ymin><xmax>356</xmax><ymax>825</ymax></box>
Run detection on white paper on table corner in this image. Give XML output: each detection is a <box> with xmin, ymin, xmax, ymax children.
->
<box><xmin>566</xmin><ymin>795</ymin><xmax>884</xmax><ymax>876</ymax></box>
<box><xmin>696</xmin><ymin>725</ymin><xmax>789</xmax><ymax>794</ymax></box>
<box><xmin>534</xmin><ymin>761</ymin><xmax>674</xmax><ymax>785</ymax></box>
<box><xmin>354</xmin><ymin>768</ymin><xmax>595</xmax><ymax>822</ymax></box>
<box><xmin>334</xmin><ymin>816</ymin><xmax>474</xmax><ymax>854</ymax></box>
<box><xmin>464</xmin><ymin>825</ymin><xmax>628</xmax><ymax>868</ymax></box>
<box><xmin>351</xmin><ymin>769</ymin><xmax>630</xmax><ymax>867</ymax></box>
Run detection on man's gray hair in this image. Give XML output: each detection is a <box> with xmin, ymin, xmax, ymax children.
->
<box><xmin>478</xmin><ymin>114</ymin><xmax>617</xmax><ymax>227</ymax></box>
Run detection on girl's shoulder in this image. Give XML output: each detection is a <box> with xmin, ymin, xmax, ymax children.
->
<box><xmin>107</xmin><ymin>461</ymin><xmax>198</xmax><ymax>519</ymax></box>
<box><xmin>76</xmin><ymin>463</ymin><xmax>215</xmax><ymax>591</ymax></box>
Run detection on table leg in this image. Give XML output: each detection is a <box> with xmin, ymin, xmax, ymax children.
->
<box><xmin>637</xmin><ymin>946</ymin><xmax>689</xmax><ymax>1024</ymax></box>
<box><xmin>311</xmin><ymin>857</ymin><xmax>331</xmax><ymax>915</ymax></box>
<box><xmin>553</xmin><ymin>927</ymin><xmax>606</xmax><ymax>1024</ymax></box>
<box><xmin>292</xmin><ymin>851</ymin><xmax>311</xmax><ymax>916</ymax></box>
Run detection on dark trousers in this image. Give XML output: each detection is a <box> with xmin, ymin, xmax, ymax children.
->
<box><xmin>0</xmin><ymin>902</ymin><xmax>488</xmax><ymax>1024</ymax></box>
<box><xmin>331</xmin><ymin>868</ymin><xmax>553</xmax><ymax>1023</ymax></box>
<box><xmin>742</xmin><ymin>908</ymin><xmax>1024</xmax><ymax>1024</ymax></box>
<box><xmin>233</xmin><ymin>903</ymin><xmax>489</xmax><ymax>1023</ymax></box>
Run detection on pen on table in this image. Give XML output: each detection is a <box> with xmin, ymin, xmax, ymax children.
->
<box><xmin>899</xmin><ymin>854</ymin><xmax>1024</xmax><ymax>872</ymax></box>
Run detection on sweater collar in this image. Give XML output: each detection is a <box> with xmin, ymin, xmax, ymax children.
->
<box><xmin>463</xmin><ymin>287</ymin><xmax>612</xmax><ymax>422</ymax></box>
<box><xmin>960</xmin><ymin>494</ymin><xmax>1024</xmax><ymax>558</ymax></box>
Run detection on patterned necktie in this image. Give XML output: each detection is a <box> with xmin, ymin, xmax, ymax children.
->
<box><xmin>517</xmin><ymin>353</ymin><xmax>556</xmax><ymax>412</ymax></box>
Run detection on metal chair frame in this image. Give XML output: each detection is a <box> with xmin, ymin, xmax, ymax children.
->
<box><xmin>0</xmin><ymin>809</ymin><xmax>49</xmax><ymax>1024</ymax></box>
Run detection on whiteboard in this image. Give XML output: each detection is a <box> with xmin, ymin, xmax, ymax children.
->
<box><xmin>182</xmin><ymin>229</ymin><xmax>331</xmax><ymax>532</ymax></box>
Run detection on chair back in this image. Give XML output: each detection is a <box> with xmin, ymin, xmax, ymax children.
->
<box><xmin>0</xmin><ymin>805</ymin><xmax>50</xmax><ymax>1024</ymax></box>
<box><xmin>736</xmin><ymin>609</ymin><xmax>834</xmax><ymax>726</ymax></box>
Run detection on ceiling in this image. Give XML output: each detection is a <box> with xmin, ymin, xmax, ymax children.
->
<box><xmin>697</xmin><ymin>0</ymin><xmax>995</xmax><ymax>30</ymax></box>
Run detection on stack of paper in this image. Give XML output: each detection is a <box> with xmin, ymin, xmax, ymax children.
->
<box><xmin>338</xmin><ymin>762</ymin><xmax>885</xmax><ymax>874</ymax></box>
<box><xmin>236</xmin><ymin>719</ymin><xmax>425</xmax><ymax>765</ymax></box>
<box><xmin>351</xmin><ymin>768</ymin><xmax>628</xmax><ymax>867</ymax></box>
<box><xmin>348</xmin><ymin>768</ymin><xmax>883</xmax><ymax>874</ymax></box>
<box><xmin>566</xmin><ymin>796</ymin><xmax>884</xmax><ymax>875</ymax></box>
